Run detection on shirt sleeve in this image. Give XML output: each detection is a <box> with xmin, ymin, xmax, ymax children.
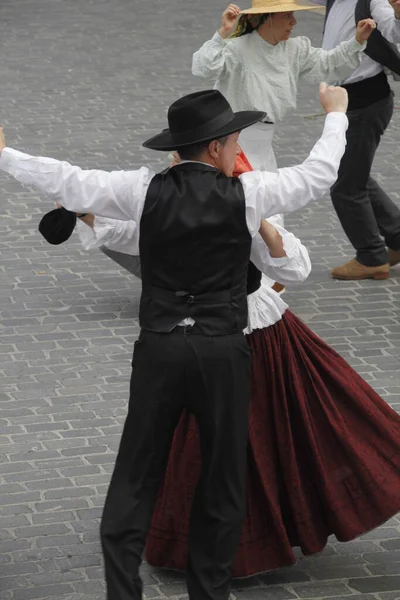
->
<box><xmin>241</xmin><ymin>112</ymin><xmax>348</xmax><ymax>237</ymax></box>
<box><xmin>297</xmin><ymin>35</ymin><xmax>366</xmax><ymax>83</ymax></box>
<box><xmin>250</xmin><ymin>220</ymin><xmax>311</xmax><ymax>284</ymax></box>
<box><xmin>0</xmin><ymin>148</ymin><xmax>153</xmax><ymax>223</ymax></box>
<box><xmin>371</xmin><ymin>0</ymin><xmax>400</xmax><ymax>43</ymax></box>
<box><xmin>77</xmin><ymin>217</ymin><xmax>140</xmax><ymax>255</ymax></box>
<box><xmin>192</xmin><ymin>31</ymin><xmax>238</xmax><ymax>81</ymax></box>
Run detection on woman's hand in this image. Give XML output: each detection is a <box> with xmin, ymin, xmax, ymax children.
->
<box><xmin>219</xmin><ymin>4</ymin><xmax>241</xmax><ymax>39</ymax></box>
<box><xmin>355</xmin><ymin>18</ymin><xmax>376</xmax><ymax>44</ymax></box>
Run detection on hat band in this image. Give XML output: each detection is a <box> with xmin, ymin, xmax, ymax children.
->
<box><xmin>170</xmin><ymin>109</ymin><xmax>235</xmax><ymax>145</ymax></box>
<box><xmin>250</xmin><ymin>0</ymin><xmax>295</xmax><ymax>7</ymax></box>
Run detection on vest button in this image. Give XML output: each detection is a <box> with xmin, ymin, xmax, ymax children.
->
<box><xmin>187</xmin><ymin>295</ymin><xmax>195</xmax><ymax>304</ymax></box>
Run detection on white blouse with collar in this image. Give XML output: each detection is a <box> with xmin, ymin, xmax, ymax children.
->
<box><xmin>192</xmin><ymin>30</ymin><xmax>365</xmax><ymax>122</ymax></box>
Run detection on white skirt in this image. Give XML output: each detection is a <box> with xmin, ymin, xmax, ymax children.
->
<box><xmin>239</xmin><ymin>123</ymin><xmax>284</xmax><ymax>287</ymax></box>
<box><xmin>239</xmin><ymin>122</ymin><xmax>278</xmax><ymax>172</ymax></box>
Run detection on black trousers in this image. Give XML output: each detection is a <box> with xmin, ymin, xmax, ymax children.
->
<box><xmin>100</xmin><ymin>327</ymin><xmax>252</xmax><ymax>600</ymax></box>
<box><xmin>330</xmin><ymin>92</ymin><xmax>400</xmax><ymax>266</ymax></box>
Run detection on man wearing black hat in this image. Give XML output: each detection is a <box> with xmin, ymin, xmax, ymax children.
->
<box><xmin>0</xmin><ymin>85</ymin><xmax>348</xmax><ymax>600</ymax></box>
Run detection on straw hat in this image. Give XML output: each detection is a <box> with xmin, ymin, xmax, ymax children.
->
<box><xmin>240</xmin><ymin>0</ymin><xmax>319</xmax><ymax>14</ymax></box>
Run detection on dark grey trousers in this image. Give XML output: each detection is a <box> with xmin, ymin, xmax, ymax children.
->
<box><xmin>331</xmin><ymin>92</ymin><xmax>400</xmax><ymax>266</ymax></box>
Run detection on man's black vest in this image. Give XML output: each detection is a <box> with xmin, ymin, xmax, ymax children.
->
<box><xmin>139</xmin><ymin>163</ymin><xmax>252</xmax><ymax>335</ymax></box>
<box><xmin>325</xmin><ymin>0</ymin><xmax>400</xmax><ymax>75</ymax></box>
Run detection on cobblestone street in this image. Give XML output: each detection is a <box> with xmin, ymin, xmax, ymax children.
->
<box><xmin>0</xmin><ymin>0</ymin><xmax>400</xmax><ymax>599</ymax></box>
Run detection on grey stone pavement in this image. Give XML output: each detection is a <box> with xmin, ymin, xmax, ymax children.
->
<box><xmin>0</xmin><ymin>0</ymin><xmax>400</xmax><ymax>599</ymax></box>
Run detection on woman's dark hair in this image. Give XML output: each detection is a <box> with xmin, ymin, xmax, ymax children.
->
<box><xmin>231</xmin><ymin>13</ymin><xmax>271</xmax><ymax>38</ymax></box>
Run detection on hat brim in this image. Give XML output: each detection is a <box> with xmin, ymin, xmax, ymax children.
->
<box><xmin>142</xmin><ymin>110</ymin><xmax>267</xmax><ymax>151</ymax></box>
<box><xmin>240</xmin><ymin>4</ymin><xmax>319</xmax><ymax>13</ymax></box>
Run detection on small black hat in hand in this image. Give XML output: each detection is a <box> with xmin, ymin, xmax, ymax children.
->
<box><xmin>38</xmin><ymin>207</ymin><xmax>77</xmax><ymax>245</ymax></box>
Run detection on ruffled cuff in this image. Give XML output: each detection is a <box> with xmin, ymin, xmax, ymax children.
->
<box><xmin>76</xmin><ymin>217</ymin><xmax>117</xmax><ymax>250</ymax></box>
<box><xmin>261</xmin><ymin>231</ymin><xmax>303</xmax><ymax>266</ymax></box>
<box><xmin>347</xmin><ymin>36</ymin><xmax>367</xmax><ymax>52</ymax></box>
<box><xmin>76</xmin><ymin>221</ymin><xmax>98</xmax><ymax>250</ymax></box>
<box><xmin>212</xmin><ymin>30</ymin><xmax>227</xmax><ymax>45</ymax></box>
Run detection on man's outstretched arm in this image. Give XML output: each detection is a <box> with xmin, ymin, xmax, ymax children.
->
<box><xmin>242</xmin><ymin>83</ymin><xmax>349</xmax><ymax>236</ymax></box>
<box><xmin>0</xmin><ymin>131</ymin><xmax>153</xmax><ymax>223</ymax></box>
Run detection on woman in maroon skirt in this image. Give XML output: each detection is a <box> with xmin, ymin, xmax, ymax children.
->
<box><xmin>71</xmin><ymin>154</ymin><xmax>400</xmax><ymax>578</ymax></box>
<box><xmin>140</xmin><ymin>152</ymin><xmax>400</xmax><ymax>577</ymax></box>
<box><xmin>145</xmin><ymin>259</ymin><xmax>400</xmax><ymax>577</ymax></box>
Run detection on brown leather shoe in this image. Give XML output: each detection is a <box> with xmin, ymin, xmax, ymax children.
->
<box><xmin>272</xmin><ymin>282</ymin><xmax>285</xmax><ymax>294</ymax></box>
<box><xmin>388</xmin><ymin>248</ymin><xmax>400</xmax><ymax>267</ymax></box>
<box><xmin>331</xmin><ymin>258</ymin><xmax>389</xmax><ymax>280</ymax></box>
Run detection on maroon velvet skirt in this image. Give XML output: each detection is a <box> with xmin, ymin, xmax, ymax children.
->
<box><xmin>146</xmin><ymin>310</ymin><xmax>400</xmax><ymax>577</ymax></box>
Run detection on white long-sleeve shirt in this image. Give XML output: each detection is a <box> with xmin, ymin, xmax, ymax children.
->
<box><xmin>192</xmin><ymin>30</ymin><xmax>365</xmax><ymax>122</ymax></box>
<box><xmin>0</xmin><ymin>112</ymin><xmax>348</xmax><ymax>256</ymax></box>
<box><xmin>77</xmin><ymin>215</ymin><xmax>311</xmax><ymax>333</ymax></box>
<box><xmin>78</xmin><ymin>215</ymin><xmax>311</xmax><ymax>285</ymax></box>
<box><xmin>323</xmin><ymin>0</ymin><xmax>400</xmax><ymax>84</ymax></box>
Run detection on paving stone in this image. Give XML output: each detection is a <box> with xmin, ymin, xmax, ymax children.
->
<box><xmin>259</xmin><ymin>569</ymin><xmax>312</xmax><ymax>584</ymax></box>
<box><xmin>156</xmin><ymin>583</ymin><xmax>189</xmax><ymax>597</ymax></box>
<box><xmin>231</xmin><ymin>577</ymin><xmax>263</xmax><ymax>590</ymax></box>
<box><xmin>368</xmin><ymin>565</ymin><xmax>400</xmax><ymax>576</ymax></box>
<box><xmin>349</xmin><ymin>578</ymin><xmax>400</xmax><ymax>594</ymax></box>
<box><xmin>310</xmin><ymin>566</ymin><xmax>372</xmax><ymax>580</ymax></box>
<box><xmin>12</xmin><ymin>584</ymin><xmax>75</xmax><ymax>600</ymax></box>
<box><xmin>363</xmin><ymin>551</ymin><xmax>400</xmax><ymax>564</ymax></box>
<box><xmin>234</xmin><ymin>590</ymin><xmax>296</xmax><ymax>600</ymax></box>
<box><xmin>326</xmin><ymin>597</ymin><xmax>377</xmax><ymax>600</ymax></box>
<box><xmin>333</xmin><ymin>540</ymin><xmax>386</xmax><ymax>553</ymax></box>
<box><xmin>381</xmin><ymin>541</ymin><xmax>400</xmax><ymax>551</ymax></box>
<box><xmin>294</xmin><ymin>582</ymin><xmax>360</xmax><ymax>597</ymax></box>
<box><xmin>143</xmin><ymin>587</ymin><xmax>164</xmax><ymax>598</ymax></box>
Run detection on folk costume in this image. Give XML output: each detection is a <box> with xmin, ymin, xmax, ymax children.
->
<box><xmin>192</xmin><ymin>0</ymin><xmax>367</xmax><ymax>244</ymax></box>
<box><xmin>0</xmin><ymin>90</ymin><xmax>348</xmax><ymax>600</ymax></box>
<box><xmin>73</xmin><ymin>157</ymin><xmax>400</xmax><ymax>580</ymax></box>
<box><xmin>146</xmin><ymin>146</ymin><xmax>400</xmax><ymax>576</ymax></box>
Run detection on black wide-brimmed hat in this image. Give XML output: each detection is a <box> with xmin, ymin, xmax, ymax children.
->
<box><xmin>38</xmin><ymin>207</ymin><xmax>77</xmax><ymax>245</ymax></box>
<box><xmin>143</xmin><ymin>90</ymin><xmax>266</xmax><ymax>151</ymax></box>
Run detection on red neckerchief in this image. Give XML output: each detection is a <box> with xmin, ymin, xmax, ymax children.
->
<box><xmin>233</xmin><ymin>149</ymin><xmax>253</xmax><ymax>177</ymax></box>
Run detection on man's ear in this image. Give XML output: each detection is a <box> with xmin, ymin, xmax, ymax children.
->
<box><xmin>208</xmin><ymin>139</ymin><xmax>220</xmax><ymax>159</ymax></box>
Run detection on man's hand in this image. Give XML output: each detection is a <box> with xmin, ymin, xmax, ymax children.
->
<box><xmin>319</xmin><ymin>82</ymin><xmax>349</xmax><ymax>114</ymax></box>
<box><xmin>219</xmin><ymin>4</ymin><xmax>241</xmax><ymax>39</ymax></box>
<box><xmin>355</xmin><ymin>18</ymin><xmax>376</xmax><ymax>43</ymax></box>
<box><xmin>389</xmin><ymin>0</ymin><xmax>400</xmax><ymax>19</ymax></box>
<box><xmin>0</xmin><ymin>128</ymin><xmax>6</xmax><ymax>154</ymax></box>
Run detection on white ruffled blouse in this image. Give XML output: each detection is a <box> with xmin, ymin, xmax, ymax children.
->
<box><xmin>77</xmin><ymin>216</ymin><xmax>311</xmax><ymax>333</ymax></box>
<box><xmin>192</xmin><ymin>30</ymin><xmax>365</xmax><ymax>123</ymax></box>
